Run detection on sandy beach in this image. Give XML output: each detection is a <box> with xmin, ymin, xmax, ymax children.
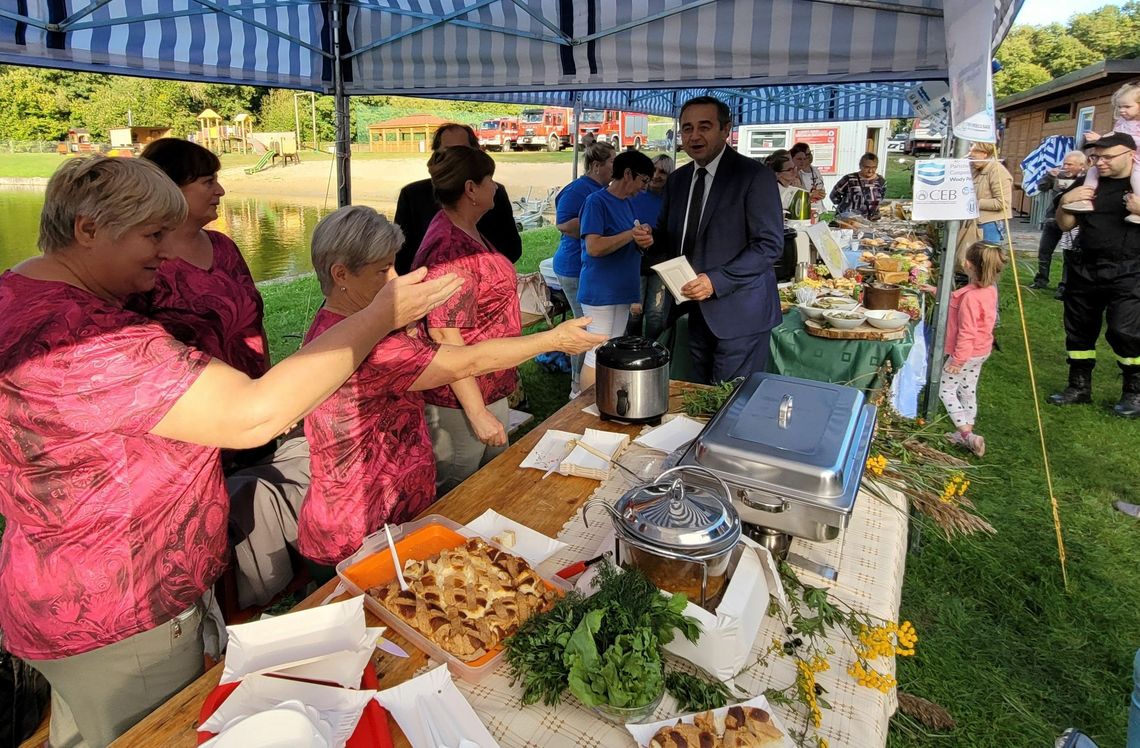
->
<box><xmin>219</xmin><ymin>157</ymin><xmax>573</xmax><ymax>214</ymax></box>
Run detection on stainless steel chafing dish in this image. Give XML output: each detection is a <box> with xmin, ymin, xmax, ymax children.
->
<box><xmin>676</xmin><ymin>373</ymin><xmax>877</xmax><ymax>543</ymax></box>
<box><xmin>582</xmin><ymin>466</ymin><xmax>741</xmax><ymax>610</ymax></box>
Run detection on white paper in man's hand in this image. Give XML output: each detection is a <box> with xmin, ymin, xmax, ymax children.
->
<box><xmin>651</xmin><ymin>256</ymin><xmax>699</xmax><ymax>304</ymax></box>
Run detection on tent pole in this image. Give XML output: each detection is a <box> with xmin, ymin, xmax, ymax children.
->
<box><xmin>571</xmin><ymin>91</ymin><xmax>584</xmax><ymax>180</ymax></box>
<box><xmin>671</xmin><ymin>90</ymin><xmax>679</xmax><ymax>161</ymax></box>
<box><xmin>923</xmin><ymin>131</ymin><xmax>968</xmax><ymax>419</ymax></box>
<box><xmin>332</xmin><ymin>0</ymin><xmax>351</xmax><ymax>207</ymax></box>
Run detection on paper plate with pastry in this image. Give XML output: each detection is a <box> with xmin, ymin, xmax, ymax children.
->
<box><xmin>626</xmin><ymin>696</ymin><xmax>793</xmax><ymax>747</ymax></box>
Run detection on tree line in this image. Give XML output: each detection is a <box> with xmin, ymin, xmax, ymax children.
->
<box><xmin>994</xmin><ymin>3</ymin><xmax>1140</xmax><ymax>98</ymax></box>
<box><xmin>0</xmin><ymin>67</ymin><xmax>521</xmax><ymax>144</ymax></box>
<box><xmin>0</xmin><ymin>3</ymin><xmax>1135</xmax><ymax>142</ymax></box>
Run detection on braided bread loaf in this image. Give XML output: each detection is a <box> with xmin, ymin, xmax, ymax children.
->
<box><xmin>369</xmin><ymin>537</ymin><xmax>557</xmax><ymax>661</ymax></box>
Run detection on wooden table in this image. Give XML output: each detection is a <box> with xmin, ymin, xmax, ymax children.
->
<box><xmin>113</xmin><ymin>383</ymin><xmax>703</xmax><ymax>747</ymax></box>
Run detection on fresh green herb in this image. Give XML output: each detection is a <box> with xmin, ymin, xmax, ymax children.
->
<box><xmin>504</xmin><ymin>590</ymin><xmax>585</xmax><ymax>706</ymax></box>
<box><xmin>680</xmin><ymin>379</ymin><xmax>741</xmax><ymax>418</ymax></box>
<box><xmin>664</xmin><ymin>670</ymin><xmax>732</xmax><ymax>712</ymax></box>
<box><xmin>588</xmin><ymin>558</ymin><xmax>701</xmax><ymax>648</ymax></box>
<box><xmin>504</xmin><ymin>562</ymin><xmax>699</xmax><ymax>707</ymax></box>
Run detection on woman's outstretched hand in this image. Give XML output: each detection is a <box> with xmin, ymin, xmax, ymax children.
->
<box><xmin>370</xmin><ymin>267</ymin><xmax>463</xmax><ymax>331</ymax></box>
<box><xmin>550</xmin><ymin>317</ymin><xmax>607</xmax><ymax>354</ymax></box>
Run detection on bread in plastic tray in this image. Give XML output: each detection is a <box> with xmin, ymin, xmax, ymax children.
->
<box><xmin>335</xmin><ymin>514</ymin><xmax>570</xmax><ymax>682</ymax></box>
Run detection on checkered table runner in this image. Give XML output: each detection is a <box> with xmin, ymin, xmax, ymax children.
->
<box><xmin>428</xmin><ymin>437</ymin><xmax>909</xmax><ymax>747</ymax></box>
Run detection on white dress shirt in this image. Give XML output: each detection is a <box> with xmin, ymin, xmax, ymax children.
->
<box><xmin>679</xmin><ymin>144</ymin><xmax>728</xmax><ymax>252</ymax></box>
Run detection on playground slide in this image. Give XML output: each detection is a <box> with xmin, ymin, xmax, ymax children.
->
<box><xmin>244</xmin><ymin>149</ymin><xmax>277</xmax><ymax>175</ymax></box>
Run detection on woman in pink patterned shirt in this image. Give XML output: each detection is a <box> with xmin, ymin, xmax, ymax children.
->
<box><xmin>0</xmin><ymin>157</ymin><xmax>461</xmax><ymax>747</ymax></box>
<box><xmin>298</xmin><ymin>206</ymin><xmax>601</xmax><ymax>571</ymax></box>
<box><xmin>413</xmin><ymin>146</ymin><xmax>524</xmax><ymax>495</ymax></box>
<box><xmin>138</xmin><ymin>138</ymin><xmax>269</xmax><ymax>380</ymax></box>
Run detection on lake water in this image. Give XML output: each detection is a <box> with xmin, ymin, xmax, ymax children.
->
<box><xmin>0</xmin><ymin>189</ymin><xmax>341</xmax><ymax>283</ymax></box>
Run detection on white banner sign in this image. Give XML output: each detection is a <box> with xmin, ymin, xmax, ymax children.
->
<box><xmin>910</xmin><ymin>159</ymin><xmax>978</xmax><ymax>221</ymax></box>
<box><xmin>946</xmin><ymin>0</ymin><xmax>997</xmax><ymax>143</ymax></box>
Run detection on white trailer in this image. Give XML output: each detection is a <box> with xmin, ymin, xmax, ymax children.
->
<box><xmin>734</xmin><ymin>119</ymin><xmax>891</xmax><ymax>199</ymax></box>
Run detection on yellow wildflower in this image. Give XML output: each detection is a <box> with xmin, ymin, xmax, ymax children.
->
<box><xmin>796</xmin><ymin>658</ymin><xmax>823</xmax><ymax>727</ymax></box>
<box><xmin>865</xmin><ymin>454</ymin><xmax>887</xmax><ymax>477</ymax></box>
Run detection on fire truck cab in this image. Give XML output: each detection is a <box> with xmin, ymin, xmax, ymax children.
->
<box><xmin>578</xmin><ymin>109</ymin><xmax>649</xmax><ymax>150</ymax></box>
<box><xmin>477</xmin><ymin>117</ymin><xmax>519</xmax><ymax>152</ymax></box>
<box><xmin>517</xmin><ymin>107</ymin><xmax>571</xmax><ymax>151</ymax></box>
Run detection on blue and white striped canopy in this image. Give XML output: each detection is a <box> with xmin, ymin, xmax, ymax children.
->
<box><xmin>462</xmin><ymin>82</ymin><xmax>917</xmax><ymax>125</ymax></box>
<box><xmin>1</xmin><ymin>1</ymin><xmax>1022</xmax><ymax>123</ymax></box>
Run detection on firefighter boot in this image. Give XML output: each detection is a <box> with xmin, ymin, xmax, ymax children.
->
<box><xmin>1112</xmin><ymin>367</ymin><xmax>1140</xmax><ymax>418</ymax></box>
<box><xmin>1047</xmin><ymin>366</ymin><xmax>1093</xmax><ymax>405</ymax></box>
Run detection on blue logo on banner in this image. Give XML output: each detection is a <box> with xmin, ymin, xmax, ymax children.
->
<box><xmin>916</xmin><ymin>162</ymin><xmax>946</xmax><ymax>186</ymax></box>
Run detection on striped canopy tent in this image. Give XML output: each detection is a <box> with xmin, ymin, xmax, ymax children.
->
<box><xmin>2</xmin><ymin>0</ymin><xmax>1021</xmax><ymax>203</ymax></box>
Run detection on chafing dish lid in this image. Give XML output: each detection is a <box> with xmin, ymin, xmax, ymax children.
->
<box><xmin>614</xmin><ymin>472</ymin><xmax>740</xmax><ymax>553</ymax></box>
<box><xmin>691</xmin><ymin>373</ymin><xmax>870</xmax><ymax>499</ymax></box>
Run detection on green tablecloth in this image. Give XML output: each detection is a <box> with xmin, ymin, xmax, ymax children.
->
<box><xmin>769</xmin><ymin>308</ymin><xmax>914</xmax><ymax>390</ymax></box>
<box><xmin>666</xmin><ymin>309</ymin><xmax>914</xmax><ymax>391</ymax></box>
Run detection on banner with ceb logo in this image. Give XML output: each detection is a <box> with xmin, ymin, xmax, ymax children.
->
<box><xmin>910</xmin><ymin>159</ymin><xmax>978</xmax><ymax>221</ymax></box>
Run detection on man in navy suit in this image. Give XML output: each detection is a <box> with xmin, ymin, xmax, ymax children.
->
<box><xmin>636</xmin><ymin>96</ymin><xmax>784</xmax><ymax>384</ymax></box>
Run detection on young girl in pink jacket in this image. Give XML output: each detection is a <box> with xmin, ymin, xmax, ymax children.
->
<box><xmin>940</xmin><ymin>241</ymin><xmax>1007</xmax><ymax>457</ymax></box>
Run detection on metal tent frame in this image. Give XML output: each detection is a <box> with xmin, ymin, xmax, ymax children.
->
<box><xmin>2</xmin><ymin>0</ymin><xmax>1021</xmax><ymax>202</ymax></box>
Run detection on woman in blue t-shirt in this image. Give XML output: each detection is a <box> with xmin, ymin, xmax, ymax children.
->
<box><xmin>553</xmin><ymin>142</ymin><xmax>615</xmax><ymax>397</ymax></box>
<box><xmin>578</xmin><ymin>149</ymin><xmax>656</xmax><ymax>392</ymax></box>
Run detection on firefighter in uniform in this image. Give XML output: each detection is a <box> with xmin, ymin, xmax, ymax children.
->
<box><xmin>1051</xmin><ymin>131</ymin><xmax>1140</xmax><ymax>417</ymax></box>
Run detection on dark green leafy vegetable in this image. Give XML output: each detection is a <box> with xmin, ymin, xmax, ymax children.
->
<box><xmin>503</xmin><ymin>562</ymin><xmax>700</xmax><ymax>707</ymax></box>
<box><xmin>565</xmin><ymin>610</ymin><xmax>664</xmax><ymax>708</ymax></box>
<box><xmin>665</xmin><ymin>670</ymin><xmax>733</xmax><ymax>712</ymax></box>
<box><xmin>504</xmin><ymin>590</ymin><xmax>585</xmax><ymax>706</ymax></box>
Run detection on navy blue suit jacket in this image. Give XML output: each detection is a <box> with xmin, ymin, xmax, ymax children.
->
<box><xmin>651</xmin><ymin>146</ymin><xmax>784</xmax><ymax>338</ymax></box>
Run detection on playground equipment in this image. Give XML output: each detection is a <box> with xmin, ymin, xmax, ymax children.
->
<box><xmin>197</xmin><ymin>109</ymin><xmax>258</xmax><ymax>154</ymax></box>
<box><xmin>233</xmin><ymin>113</ymin><xmax>253</xmax><ymax>154</ymax></box>
<box><xmin>197</xmin><ymin>108</ymin><xmax>223</xmax><ymax>152</ymax></box>
<box><xmin>243</xmin><ymin>132</ymin><xmax>300</xmax><ymax>174</ymax></box>
<box><xmin>109</xmin><ymin>126</ymin><xmax>172</xmax><ymax>152</ymax></box>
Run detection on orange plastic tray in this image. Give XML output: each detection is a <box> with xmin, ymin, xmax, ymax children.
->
<box><xmin>335</xmin><ymin>515</ymin><xmax>569</xmax><ymax>679</ymax></box>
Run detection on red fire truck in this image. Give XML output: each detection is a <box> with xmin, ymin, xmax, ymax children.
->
<box><xmin>578</xmin><ymin>109</ymin><xmax>649</xmax><ymax>150</ymax></box>
<box><xmin>516</xmin><ymin>107</ymin><xmax>572</xmax><ymax>151</ymax></box>
<box><xmin>477</xmin><ymin>117</ymin><xmax>519</xmax><ymax>151</ymax></box>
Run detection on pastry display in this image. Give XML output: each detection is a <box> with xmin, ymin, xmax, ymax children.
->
<box><xmin>648</xmin><ymin>705</ymin><xmax>785</xmax><ymax>747</ymax></box>
<box><xmin>368</xmin><ymin>537</ymin><xmax>558</xmax><ymax>662</ymax></box>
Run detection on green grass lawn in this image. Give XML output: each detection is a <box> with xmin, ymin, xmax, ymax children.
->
<box><xmin>885</xmin><ymin>154</ymin><xmax>914</xmax><ymax>200</ymax></box>
<box><xmin>889</xmin><ymin>255</ymin><xmax>1139</xmax><ymax>747</ymax></box>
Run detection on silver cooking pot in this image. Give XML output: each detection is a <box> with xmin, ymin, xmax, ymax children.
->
<box><xmin>583</xmin><ymin>466</ymin><xmax>740</xmax><ymax>609</ymax></box>
<box><xmin>595</xmin><ymin>336</ymin><xmax>670</xmax><ymax>425</ymax></box>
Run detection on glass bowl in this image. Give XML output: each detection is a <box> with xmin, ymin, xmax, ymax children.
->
<box><xmin>590</xmin><ymin>686</ymin><xmax>666</xmax><ymax>725</ymax></box>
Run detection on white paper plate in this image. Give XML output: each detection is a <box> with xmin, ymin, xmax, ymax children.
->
<box><xmin>463</xmin><ymin>509</ymin><xmax>568</xmax><ymax>566</ymax></box>
<box><xmin>210</xmin><ymin>708</ymin><xmax>329</xmax><ymax>748</ymax></box>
